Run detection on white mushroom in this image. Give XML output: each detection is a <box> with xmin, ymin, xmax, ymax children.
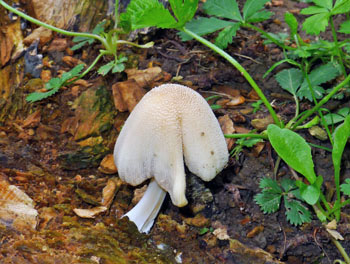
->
<box><xmin>114</xmin><ymin>83</ymin><xmax>228</xmax><ymax>233</ymax></box>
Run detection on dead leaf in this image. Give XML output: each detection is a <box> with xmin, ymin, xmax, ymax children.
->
<box><xmin>112</xmin><ymin>79</ymin><xmax>146</xmax><ymax>112</ymax></box>
<box><xmin>253</xmin><ymin>142</ymin><xmax>265</xmax><ymax>157</ymax></box>
<box><xmin>213</xmin><ymin>227</ymin><xmax>230</xmax><ymax>240</ymax></box>
<box><xmin>251</xmin><ymin>115</ymin><xmax>275</xmax><ymax>131</ymax></box>
<box><xmin>125</xmin><ymin>67</ymin><xmax>171</xmax><ymax>87</ymax></box>
<box><xmin>41</xmin><ymin>69</ymin><xmax>52</xmax><ymax>83</ymax></box>
<box><xmin>101</xmin><ymin>178</ymin><xmax>122</xmax><ymax>207</ymax></box>
<box><xmin>73</xmin><ymin>206</ymin><xmax>108</xmax><ymax>218</ymax></box>
<box><xmin>0</xmin><ymin>179</ymin><xmax>38</xmax><ymax>231</ymax></box>
<box><xmin>98</xmin><ymin>154</ymin><xmax>118</xmax><ymax>174</ymax></box>
<box><xmin>62</xmin><ymin>56</ymin><xmax>85</xmax><ymax>67</ymax></box>
<box><xmin>22</xmin><ymin>110</ymin><xmax>41</xmax><ymax>128</ymax></box>
<box><xmin>47</xmin><ymin>38</ymin><xmax>68</xmax><ymax>52</ymax></box>
<box><xmin>247</xmin><ymin>225</ymin><xmax>264</xmax><ymax>238</ymax></box>
<box><xmin>326</xmin><ymin>228</ymin><xmax>344</xmax><ymax>241</ymax></box>
<box><xmin>23</xmin><ymin>26</ymin><xmax>53</xmax><ymax>46</ymax></box>
<box><xmin>218</xmin><ymin>115</ymin><xmax>235</xmax><ymax>150</ymax></box>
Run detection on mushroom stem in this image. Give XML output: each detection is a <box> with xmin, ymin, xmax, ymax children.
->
<box><xmin>123</xmin><ymin>180</ymin><xmax>166</xmax><ymax>233</ymax></box>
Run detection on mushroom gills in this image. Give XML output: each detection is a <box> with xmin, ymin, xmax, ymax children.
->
<box><xmin>123</xmin><ymin>179</ymin><xmax>166</xmax><ymax>233</ymax></box>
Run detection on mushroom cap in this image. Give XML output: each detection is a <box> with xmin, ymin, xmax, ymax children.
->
<box><xmin>114</xmin><ymin>84</ymin><xmax>228</xmax><ymax>207</ymax></box>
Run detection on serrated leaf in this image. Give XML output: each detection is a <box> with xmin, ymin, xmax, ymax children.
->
<box><xmin>284</xmin><ymin>198</ymin><xmax>312</xmax><ymax>225</ymax></box>
<box><xmin>71</xmin><ymin>40</ymin><xmax>90</xmax><ymax>51</ymax></box>
<box><xmin>285</xmin><ymin>12</ymin><xmax>298</xmax><ymax>37</ymax></box>
<box><xmin>275</xmin><ymin>68</ymin><xmax>303</xmax><ymax>96</ymax></box>
<box><xmin>312</xmin><ymin>0</ymin><xmax>332</xmax><ymax>9</ymax></box>
<box><xmin>179</xmin><ymin>17</ymin><xmax>233</xmax><ymax>41</ymax></box>
<box><xmin>98</xmin><ymin>61</ymin><xmax>114</xmax><ymax>76</ymax></box>
<box><xmin>259</xmin><ymin>178</ymin><xmax>282</xmax><ymax>193</ymax></box>
<box><xmin>300</xmin><ymin>6</ymin><xmax>328</xmax><ymax>15</ymax></box>
<box><xmin>26</xmin><ymin>64</ymin><xmax>84</xmax><ymax>103</ymax></box>
<box><xmin>121</xmin><ymin>0</ymin><xmax>176</xmax><ymax>30</ymax></box>
<box><xmin>339</xmin><ymin>20</ymin><xmax>350</xmax><ymax>34</ymax></box>
<box><xmin>215</xmin><ymin>23</ymin><xmax>240</xmax><ymax>49</ymax></box>
<box><xmin>324</xmin><ymin>107</ymin><xmax>350</xmax><ymax>125</ymax></box>
<box><xmin>240</xmin><ymin>137</ymin><xmax>262</xmax><ymax>148</ymax></box>
<box><xmin>242</xmin><ymin>0</ymin><xmax>270</xmax><ymax>21</ymax></box>
<box><xmin>298</xmin><ymin>62</ymin><xmax>341</xmax><ymax>101</ymax></box>
<box><xmin>203</xmin><ymin>0</ymin><xmax>242</xmax><ymax>21</ymax></box>
<box><xmin>332</xmin><ymin>0</ymin><xmax>350</xmax><ymax>14</ymax></box>
<box><xmin>341</xmin><ymin>178</ymin><xmax>350</xmax><ymax>196</ymax></box>
<box><xmin>267</xmin><ymin>125</ymin><xmax>316</xmax><ymax>184</ymax></box>
<box><xmin>169</xmin><ymin>0</ymin><xmax>199</xmax><ymax>28</ymax></box>
<box><xmin>254</xmin><ymin>192</ymin><xmax>282</xmax><ymax>214</ymax></box>
<box><xmin>112</xmin><ymin>63</ymin><xmax>125</xmax><ymax>73</ymax></box>
<box><xmin>245</xmin><ymin>10</ymin><xmax>272</xmax><ymax>23</ymax></box>
<box><xmin>302</xmin><ymin>12</ymin><xmax>330</xmax><ymax>35</ymax></box>
<box><xmin>281</xmin><ymin>178</ymin><xmax>296</xmax><ymax>192</ymax></box>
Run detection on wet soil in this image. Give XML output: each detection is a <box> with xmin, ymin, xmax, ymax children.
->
<box><xmin>1</xmin><ymin>0</ymin><xmax>350</xmax><ymax>263</ymax></box>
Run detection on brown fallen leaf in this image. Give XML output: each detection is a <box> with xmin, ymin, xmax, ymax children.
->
<box><xmin>251</xmin><ymin>115</ymin><xmax>275</xmax><ymax>131</ymax></box>
<box><xmin>98</xmin><ymin>154</ymin><xmax>118</xmax><ymax>174</ymax></box>
<box><xmin>101</xmin><ymin>178</ymin><xmax>122</xmax><ymax>207</ymax></box>
<box><xmin>125</xmin><ymin>67</ymin><xmax>171</xmax><ymax>87</ymax></box>
<box><xmin>47</xmin><ymin>38</ymin><xmax>68</xmax><ymax>52</ymax></box>
<box><xmin>62</xmin><ymin>56</ymin><xmax>85</xmax><ymax>67</ymax></box>
<box><xmin>112</xmin><ymin>79</ymin><xmax>146</xmax><ymax>112</ymax></box>
<box><xmin>218</xmin><ymin>114</ymin><xmax>235</xmax><ymax>150</ymax></box>
<box><xmin>246</xmin><ymin>225</ymin><xmax>264</xmax><ymax>238</ymax></box>
<box><xmin>73</xmin><ymin>206</ymin><xmax>108</xmax><ymax>219</ymax></box>
<box><xmin>23</xmin><ymin>26</ymin><xmax>53</xmax><ymax>46</ymax></box>
<box><xmin>22</xmin><ymin>110</ymin><xmax>41</xmax><ymax>128</ymax></box>
<box><xmin>0</xmin><ymin>179</ymin><xmax>38</xmax><ymax>231</ymax></box>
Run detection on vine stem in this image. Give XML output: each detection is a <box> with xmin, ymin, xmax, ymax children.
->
<box><xmin>0</xmin><ymin>0</ymin><xmax>106</xmax><ymax>46</ymax></box>
<box><xmin>182</xmin><ymin>27</ymin><xmax>283</xmax><ymax>128</ymax></box>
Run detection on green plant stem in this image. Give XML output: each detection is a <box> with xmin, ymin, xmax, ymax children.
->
<box><xmin>244</xmin><ymin>23</ymin><xmax>295</xmax><ymax>51</ymax></box>
<box><xmin>331</xmin><ymin>238</ymin><xmax>350</xmax><ymax>264</ymax></box>
<box><xmin>291</xmin><ymin>74</ymin><xmax>350</xmax><ymax>129</ymax></box>
<box><xmin>0</xmin><ymin>0</ymin><xmax>106</xmax><ymax>45</ymax></box>
<box><xmin>325</xmin><ymin>199</ymin><xmax>350</xmax><ymax>217</ymax></box>
<box><xmin>182</xmin><ymin>27</ymin><xmax>283</xmax><ymax>128</ymax></box>
<box><xmin>308</xmin><ymin>143</ymin><xmax>332</xmax><ymax>152</ymax></box>
<box><xmin>117</xmin><ymin>40</ymin><xmax>154</xmax><ymax>48</ymax></box>
<box><xmin>330</xmin><ymin>17</ymin><xmax>347</xmax><ymax>78</ymax></box>
<box><xmin>224</xmin><ymin>133</ymin><xmax>268</xmax><ymax>140</ymax></box>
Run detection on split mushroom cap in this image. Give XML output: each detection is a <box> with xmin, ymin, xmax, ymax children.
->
<box><xmin>114</xmin><ymin>83</ymin><xmax>228</xmax><ymax>207</ymax></box>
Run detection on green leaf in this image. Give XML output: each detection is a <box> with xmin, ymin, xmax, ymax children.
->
<box><xmin>296</xmin><ymin>180</ymin><xmax>320</xmax><ymax>205</ymax></box>
<box><xmin>215</xmin><ymin>23</ymin><xmax>240</xmax><ymax>49</ymax></box>
<box><xmin>284</xmin><ymin>198</ymin><xmax>312</xmax><ymax>225</ymax></box>
<box><xmin>281</xmin><ymin>178</ymin><xmax>297</xmax><ymax>192</ymax></box>
<box><xmin>242</xmin><ymin>0</ymin><xmax>270</xmax><ymax>21</ymax></box>
<box><xmin>332</xmin><ymin>115</ymin><xmax>350</xmax><ymax>188</ymax></box>
<box><xmin>169</xmin><ymin>0</ymin><xmax>199</xmax><ymax>28</ymax></box>
<box><xmin>275</xmin><ymin>68</ymin><xmax>303</xmax><ymax>96</ymax></box>
<box><xmin>179</xmin><ymin>17</ymin><xmax>233</xmax><ymax>41</ymax></box>
<box><xmin>339</xmin><ymin>20</ymin><xmax>350</xmax><ymax>34</ymax></box>
<box><xmin>259</xmin><ymin>178</ymin><xmax>282</xmax><ymax>193</ymax></box>
<box><xmin>71</xmin><ymin>40</ymin><xmax>90</xmax><ymax>51</ymax></box>
<box><xmin>26</xmin><ymin>64</ymin><xmax>84</xmax><ymax>102</ymax></box>
<box><xmin>237</xmin><ymin>137</ymin><xmax>263</xmax><ymax>148</ymax></box>
<box><xmin>341</xmin><ymin>178</ymin><xmax>350</xmax><ymax>196</ymax></box>
<box><xmin>121</xmin><ymin>0</ymin><xmax>176</xmax><ymax>29</ymax></box>
<box><xmin>312</xmin><ymin>0</ymin><xmax>332</xmax><ymax>9</ymax></box>
<box><xmin>298</xmin><ymin>62</ymin><xmax>342</xmax><ymax>101</ymax></box>
<box><xmin>254</xmin><ymin>192</ymin><xmax>282</xmax><ymax>213</ymax></box>
<box><xmin>324</xmin><ymin>107</ymin><xmax>350</xmax><ymax>125</ymax></box>
<box><xmin>203</xmin><ymin>0</ymin><xmax>242</xmax><ymax>21</ymax></box>
<box><xmin>302</xmin><ymin>12</ymin><xmax>330</xmax><ymax>35</ymax></box>
<box><xmin>332</xmin><ymin>0</ymin><xmax>350</xmax><ymax>14</ymax></box>
<box><xmin>285</xmin><ymin>12</ymin><xmax>298</xmax><ymax>37</ymax></box>
<box><xmin>98</xmin><ymin>61</ymin><xmax>115</xmax><ymax>76</ymax></box>
<box><xmin>245</xmin><ymin>10</ymin><xmax>272</xmax><ymax>23</ymax></box>
<box><xmin>267</xmin><ymin>124</ymin><xmax>316</xmax><ymax>184</ymax></box>
<box><xmin>300</xmin><ymin>6</ymin><xmax>329</xmax><ymax>15</ymax></box>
